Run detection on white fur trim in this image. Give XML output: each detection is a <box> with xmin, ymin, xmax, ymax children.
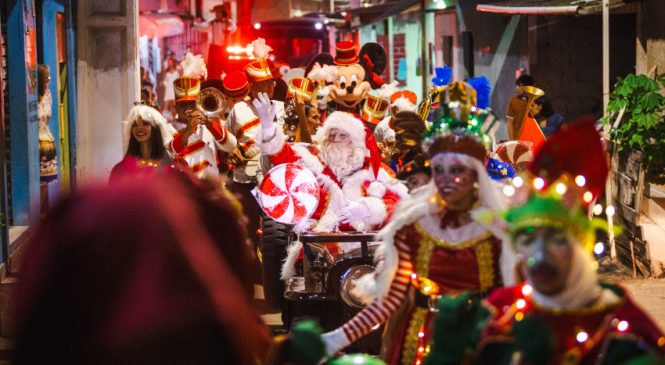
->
<box><xmin>367</xmin><ymin>181</ymin><xmax>386</xmax><ymax>198</ymax></box>
<box><xmin>314</xmin><ymin>111</ymin><xmax>366</xmax><ymax>147</ymax></box>
<box><xmin>281</xmin><ymin>241</ymin><xmax>303</xmax><ymax>279</ymax></box>
<box><xmin>258</xmin><ymin>127</ymin><xmax>287</xmax><ymax>155</ymax></box>
<box><xmin>123</xmin><ymin>104</ymin><xmax>174</xmax><ymax>152</ymax></box>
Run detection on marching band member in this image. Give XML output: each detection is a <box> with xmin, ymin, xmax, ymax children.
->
<box><xmin>169</xmin><ymin>53</ymin><xmax>236</xmax><ymax>178</ymax></box>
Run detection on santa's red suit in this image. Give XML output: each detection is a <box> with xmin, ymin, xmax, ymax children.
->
<box><xmin>259</xmin><ymin>111</ymin><xmax>409</xmax><ymax>278</ymax></box>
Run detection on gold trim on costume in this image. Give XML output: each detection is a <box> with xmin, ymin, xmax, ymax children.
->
<box><xmin>475</xmin><ymin>241</ymin><xmax>495</xmax><ymax>292</ymax></box>
<box><xmin>401</xmin><ymin>307</ymin><xmax>428</xmax><ymax>365</ymax></box>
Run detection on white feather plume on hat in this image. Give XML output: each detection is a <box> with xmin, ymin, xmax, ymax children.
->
<box><xmin>307</xmin><ymin>63</ymin><xmax>338</xmax><ymax>84</ymax></box>
<box><xmin>180</xmin><ymin>52</ymin><xmax>208</xmax><ymax>79</ymax></box>
<box><xmin>376</xmin><ymin>81</ymin><xmax>400</xmax><ymax>101</ymax></box>
<box><xmin>247</xmin><ymin>38</ymin><xmax>273</xmax><ymax>59</ymax></box>
<box><xmin>392</xmin><ymin>96</ymin><xmax>417</xmax><ymax>113</ymax></box>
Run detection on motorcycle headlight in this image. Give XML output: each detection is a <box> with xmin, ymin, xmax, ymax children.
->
<box><xmin>339</xmin><ymin>264</ymin><xmax>375</xmax><ymax>309</ymax></box>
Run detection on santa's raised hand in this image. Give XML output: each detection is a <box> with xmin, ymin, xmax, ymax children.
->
<box><xmin>252</xmin><ymin>92</ymin><xmax>277</xmax><ymax>140</ymax></box>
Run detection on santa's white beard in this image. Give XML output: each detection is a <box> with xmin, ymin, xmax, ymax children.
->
<box><xmin>320</xmin><ymin>140</ymin><xmax>365</xmax><ymax>180</ymax></box>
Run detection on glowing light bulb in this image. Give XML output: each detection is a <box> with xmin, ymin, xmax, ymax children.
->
<box><xmin>617</xmin><ymin>320</ymin><xmax>629</xmax><ymax>332</ymax></box>
<box><xmin>576</xmin><ymin>331</ymin><xmax>589</xmax><ymax>343</ymax></box>
<box><xmin>575</xmin><ymin>175</ymin><xmax>586</xmax><ymax>187</ymax></box>
<box><xmin>516</xmin><ymin>299</ymin><xmax>526</xmax><ymax>310</ymax></box>
<box><xmin>594</xmin><ymin>242</ymin><xmax>605</xmax><ymax>255</ymax></box>
<box><xmin>583</xmin><ymin>191</ymin><xmax>593</xmax><ymax>203</ymax></box>
<box><xmin>503</xmin><ymin>185</ymin><xmax>516</xmax><ymax>197</ymax></box>
<box><xmin>418</xmin><ymin>331</ymin><xmax>425</xmax><ymax>338</ymax></box>
<box><xmin>533</xmin><ymin>177</ymin><xmax>545</xmax><ymax>190</ymax></box>
<box><xmin>593</xmin><ymin>204</ymin><xmax>603</xmax><ymax>216</ymax></box>
<box><xmin>555</xmin><ymin>183</ymin><xmax>567</xmax><ymax>195</ymax></box>
<box><xmin>513</xmin><ymin>176</ymin><xmax>524</xmax><ymax>187</ymax></box>
<box><xmin>514</xmin><ymin>312</ymin><xmax>524</xmax><ymax>321</ymax></box>
<box><xmin>253</xmin><ymin>23</ymin><xmax>261</xmax><ymax>29</ymax></box>
<box><xmin>521</xmin><ymin>284</ymin><xmax>533</xmax><ymax>296</ymax></box>
<box><xmin>606</xmin><ymin>205</ymin><xmax>616</xmax><ymax>217</ymax></box>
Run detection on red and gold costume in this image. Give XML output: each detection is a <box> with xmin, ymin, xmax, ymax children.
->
<box><xmin>341</xmin><ymin>217</ymin><xmax>504</xmax><ymax>365</ymax></box>
<box><xmin>476</xmin><ymin>283</ymin><xmax>665</xmax><ymax>364</ymax></box>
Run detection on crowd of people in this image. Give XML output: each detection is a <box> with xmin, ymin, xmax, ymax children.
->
<box><xmin>13</xmin><ymin>36</ymin><xmax>665</xmax><ymax>365</ymax></box>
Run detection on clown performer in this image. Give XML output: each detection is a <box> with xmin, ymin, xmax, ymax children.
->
<box><xmin>426</xmin><ymin>120</ymin><xmax>665</xmax><ymax>365</ymax></box>
<box><xmin>169</xmin><ymin>53</ymin><xmax>237</xmax><ymax>178</ymax></box>
<box><xmin>319</xmin><ymin>111</ymin><xmax>516</xmax><ymax>365</ymax></box>
<box><xmin>255</xmin><ymin>94</ymin><xmax>408</xmax><ymax>274</ymax></box>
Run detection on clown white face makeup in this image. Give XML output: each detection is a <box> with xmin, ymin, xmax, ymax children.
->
<box><xmin>431</xmin><ymin>153</ymin><xmax>478</xmax><ymax>211</ymax></box>
<box><xmin>513</xmin><ymin>226</ymin><xmax>573</xmax><ymax>296</ymax></box>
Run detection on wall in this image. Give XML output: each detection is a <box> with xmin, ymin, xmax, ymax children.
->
<box><xmin>456</xmin><ymin>0</ymin><xmax>528</xmax><ymax>132</ymax></box>
<box><xmin>77</xmin><ymin>0</ymin><xmax>140</xmax><ymax>183</ymax></box>
<box><xmin>530</xmin><ymin>13</ymin><xmax>635</xmax><ymax>121</ymax></box>
<box><xmin>636</xmin><ymin>0</ymin><xmax>665</xmax><ymax>75</ymax></box>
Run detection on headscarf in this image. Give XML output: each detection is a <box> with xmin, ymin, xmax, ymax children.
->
<box><xmin>12</xmin><ymin>171</ymin><xmax>269</xmax><ymax>365</ymax></box>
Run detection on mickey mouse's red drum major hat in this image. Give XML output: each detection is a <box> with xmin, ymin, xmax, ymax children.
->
<box><xmin>173</xmin><ymin>76</ymin><xmax>201</xmax><ymax>103</ymax></box>
<box><xmin>334</xmin><ymin>41</ymin><xmax>359</xmax><ymax>66</ymax></box>
<box><xmin>223</xmin><ymin>71</ymin><xmax>250</xmax><ymax>99</ymax></box>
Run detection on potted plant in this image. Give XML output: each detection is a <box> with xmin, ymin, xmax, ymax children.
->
<box><xmin>602</xmin><ymin>73</ymin><xmax>665</xmax><ymax>183</ymax></box>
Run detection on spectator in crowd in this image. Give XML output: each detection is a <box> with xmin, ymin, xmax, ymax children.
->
<box><xmin>12</xmin><ymin>171</ymin><xmax>269</xmax><ymax>365</ymax></box>
<box><xmin>531</xmin><ymin>96</ymin><xmax>565</xmax><ymax>137</ymax></box>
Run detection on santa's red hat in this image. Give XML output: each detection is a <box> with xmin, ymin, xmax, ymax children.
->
<box><xmin>334</xmin><ymin>41</ymin><xmax>359</xmax><ymax>66</ymax></box>
<box><xmin>314</xmin><ymin>111</ymin><xmax>382</xmax><ymax>178</ymax></box>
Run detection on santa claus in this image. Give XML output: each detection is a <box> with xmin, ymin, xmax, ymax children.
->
<box><xmin>256</xmin><ymin>92</ymin><xmax>408</xmax><ymax>236</ymax></box>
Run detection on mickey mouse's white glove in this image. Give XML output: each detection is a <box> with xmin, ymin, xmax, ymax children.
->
<box><xmin>317</xmin><ymin>86</ymin><xmax>330</xmax><ymax>110</ymax></box>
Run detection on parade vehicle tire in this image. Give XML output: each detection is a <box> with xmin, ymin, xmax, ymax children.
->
<box><xmin>259</xmin><ymin>214</ymin><xmax>292</xmax><ymax>311</ymax></box>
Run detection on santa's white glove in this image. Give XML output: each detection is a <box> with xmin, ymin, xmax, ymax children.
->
<box><xmin>252</xmin><ymin>92</ymin><xmax>277</xmax><ymax>139</ymax></box>
<box><xmin>337</xmin><ymin>200</ymin><xmax>370</xmax><ymax>224</ymax></box>
<box><xmin>317</xmin><ymin>86</ymin><xmax>330</xmax><ymax>110</ymax></box>
<box><xmin>321</xmin><ymin>328</ymin><xmax>351</xmax><ymax>355</ymax></box>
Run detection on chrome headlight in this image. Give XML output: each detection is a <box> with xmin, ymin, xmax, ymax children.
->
<box><xmin>339</xmin><ymin>264</ymin><xmax>375</xmax><ymax>309</ymax></box>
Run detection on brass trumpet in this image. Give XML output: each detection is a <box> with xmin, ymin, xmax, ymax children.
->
<box><xmin>196</xmin><ymin>87</ymin><xmax>227</xmax><ymax>118</ymax></box>
<box><xmin>516</xmin><ymin>85</ymin><xmax>545</xmax><ymax>138</ymax></box>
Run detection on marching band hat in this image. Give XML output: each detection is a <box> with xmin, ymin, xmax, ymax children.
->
<box><xmin>173</xmin><ymin>76</ymin><xmax>201</xmax><ymax>103</ymax></box>
<box><xmin>222</xmin><ymin>71</ymin><xmax>250</xmax><ymax>99</ymax></box>
<box><xmin>334</xmin><ymin>41</ymin><xmax>359</xmax><ymax>66</ymax></box>
<box><xmin>244</xmin><ymin>59</ymin><xmax>273</xmax><ymax>83</ymax></box>
<box><xmin>361</xmin><ymin>94</ymin><xmax>390</xmax><ymax>125</ymax></box>
<box><xmin>390</xmin><ymin>90</ymin><xmax>418</xmax><ymax>105</ymax></box>
<box><xmin>287</xmin><ymin>77</ymin><xmax>315</xmax><ymax>103</ymax></box>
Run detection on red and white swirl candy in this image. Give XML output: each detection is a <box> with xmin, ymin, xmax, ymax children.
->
<box><xmin>258</xmin><ymin>163</ymin><xmax>320</xmax><ymax>225</ymax></box>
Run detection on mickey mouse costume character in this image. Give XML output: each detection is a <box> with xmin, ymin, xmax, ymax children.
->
<box><xmin>318</xmin><ymin>41</ymin><xmax>386</xmax><ymax>115</ymax></box>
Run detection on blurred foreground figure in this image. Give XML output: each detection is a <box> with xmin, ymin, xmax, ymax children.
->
<box><xmin>12</xmin><ymin>171</ymin><xmax>268</xmax><ymax>365</ymax></box>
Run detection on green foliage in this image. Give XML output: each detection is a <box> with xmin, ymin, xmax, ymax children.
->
<box><xmin>602</xmin><ymin>74</ymin><xmax>665</xmax><ymax>183</ymax></box>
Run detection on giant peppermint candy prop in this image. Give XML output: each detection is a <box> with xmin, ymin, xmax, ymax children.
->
<box><xmin>496</xmin><ymin>140</ymin><xmax>533</xmax><ymax>170</ymax></box>
<box><xmin>258</xmin><ymin>163</ymin><xmax>320</xmax><ymax>225</ymax></box>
